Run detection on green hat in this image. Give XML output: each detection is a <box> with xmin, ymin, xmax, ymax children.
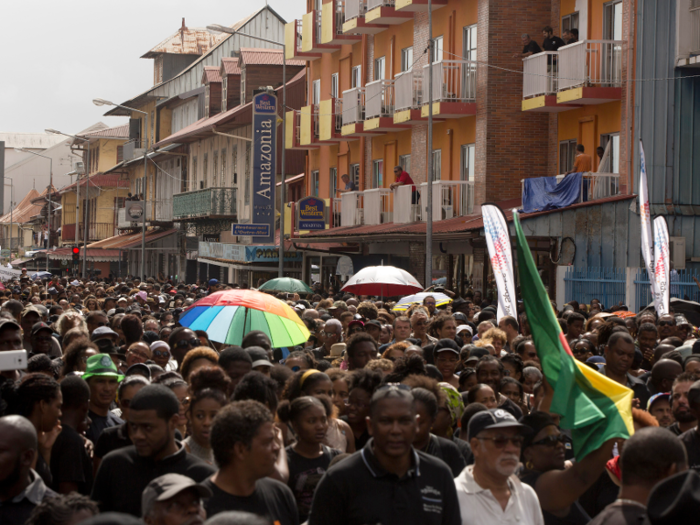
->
<box><xmin>82</xmin><ymin>353</ymin><xmax>124</xmax><ymax>382</ymax></box>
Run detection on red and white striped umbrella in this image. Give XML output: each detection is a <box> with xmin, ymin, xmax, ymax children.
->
<box><xmin>341</xmin><ymin>265</ymin><xmax>423</xmax><ymax>297</ymax></box>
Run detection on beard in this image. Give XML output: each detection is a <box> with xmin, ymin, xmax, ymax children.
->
<box><xmin>0</xmin><ymin>456</ymin><xmax>22</xmax><ymax>493</ymax></box>
<box><xmin>673</xmin><ymin>409</ymin><xmax>697</xmax><ymax>424</ymax></box>
<box><xmin>495</xmin><ymin>453</ymin><xmax>520</xmax><ymax>477</ymax></box>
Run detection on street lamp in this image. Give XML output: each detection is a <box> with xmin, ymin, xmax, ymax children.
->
<box><xmin>93</xmin><ymin>98</ymin><xmax>148</xmax><ymax>280</ymax></box>
<box><xmin>16</xmin><ymin>148</ymin><xmax>53</xmax><ymax>272</ymax></box>
<box><xmin>207</xmin><ymin>24</ymin><xmax>287</xmax><ymax>278</ymax></box>
<box><xmin>46</xmin><ymin>128</ymin><xmax>90</xmax><ymax>277</ymax></box>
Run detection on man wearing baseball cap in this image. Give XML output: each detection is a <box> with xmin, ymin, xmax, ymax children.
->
<box><xmin>207</xmin><ymin>279</ymin><xmax>219</xmax><ymax>295</ymax></box>
<box><xmin>455</xmin><ymin>408</ymin><xmax>542</xmax><ymax>525</ymax></box>
<box><xmin>83</xmin><ymin>354</ymin><xmax>124</xmax><ymax>445</ymax></box>
<box><xmin>648</xmin><ymin>392</ymin><xmax>674</xmax><ymax>428</ymax></box>
<box><xmin>141</xmin><ymin>474</ymin><xmax>210</xmax><ymax>525</ymax></box>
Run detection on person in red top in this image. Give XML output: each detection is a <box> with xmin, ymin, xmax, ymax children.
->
<box><xmin>390</xmin><ymin>166</ymin><xmax>420</xmax><ymax>203</ymax></box>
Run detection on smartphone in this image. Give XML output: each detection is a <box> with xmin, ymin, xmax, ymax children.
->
<box><xmin>0</xmin><ymin>350</ymin><xmax>27</xmax><ymax>372</ymax></box>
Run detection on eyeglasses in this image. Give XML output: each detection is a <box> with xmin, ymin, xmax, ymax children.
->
<box><xmin>323</xmin><ymin>331</ymin><xmax>338</xmax><ymax>337</ymax></box>
<box><xmin>175</xmin><ymin>338</ymin><xmax>199</xmax><ymax>349</ymax></box>
<box><xmin>531</xmin><ymin>434</ymin><xmax>567</xmax><ymax>447</ymax></box>
<box><xmin>152</xmin><ymin>350</ymin><xmax>170</xmax><ymax>358</ymax></box>
<box><xmin>180</xmin><ymin>397</ymin><xmax>191</xmax><ymax>407</ymax></box>
<box><xmin>658</xmin><ymin>321</ymin><xmax>676</xmax><ymax>327</ymax></box>
<box><xmin>477</xmin><ymin>436</ymin><xmax>525</xmax><ymax>448</ymax></box>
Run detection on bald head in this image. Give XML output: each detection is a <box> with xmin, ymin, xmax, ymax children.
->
<box><xmin>654</xmin><ymin>344</ymin><xmax>676</xmax><ymax>363</ymax></box>
<box><xmin>0</xmin><ymin>415</ymin><xmax>37</xmax><ymax>451</ymax></box>
<box><xmin>651</xmin><ymin>359</ymin><xmax>683</xmax><ymax>392</ymax></box>
<box><xmin>302</xmin><ymin>309</ymin><xmax>319</xmax><ymax>321</ymax></box>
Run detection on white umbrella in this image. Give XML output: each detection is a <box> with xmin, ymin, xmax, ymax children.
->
<box><xmin>341</xmin><ymin>265</ymin><xmax>423</xmax><ymax>297</ymax></box>
<box><xmin>393</xmin><ymin>292</ymin><xmax>452</xmax><ymax>311</ymax></box>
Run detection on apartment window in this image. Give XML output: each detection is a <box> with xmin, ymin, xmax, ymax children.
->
<box><xmin>352</xmin><ymin>66</ymin><xmax>362</xmax><ymax>88</ymax></box>
<box><xmin>244</xmin><ymin>143</ymin><xmax>251</xmax><ymax>205</ymax></box>
<box><xmin>401</xmin><ymin>47</ymin><xmax>413</xmax><ymax>72</ymax></box>
<box><xmin>350</xmin><ymin>163</ymin><xmax>360</xmax><ymax>189</ymax></box>
<box><xmin>561</xmin><ymin>12</ymin><xmax>579</xmax><ymax>34</ymax></box>
<box><xmin>374</xmin><ymin>57</ymin><xmax>386</xmax><ymax>81</ymax></box>
<box><xmin>600</xmin><ymin>133</ymin><xmax>620</xmax><ymax>173</ymax></box>
<box><xmin>117</xmin><ymin>145</ymin><xmax>124</xmax><ymax>163</ymax></box>
<box><xmin>559</xmin><ymin>139</ymin><xmax>577</xmax><ymax>173</ymax></box>
<box><xmin>312</xmin><ymin>79</ymin><xmax>321</xmax><ymax>105</ymax></box>
<box><xmin>460</xmin><ymin>144</ymin><xmax>475</xmax><ymax>213</ymax></box>
<box><xmin>331</xmin><ymin>73</ymin><xmax>339</xmax><ymax>98</ymax></box>
<box><xmin>604</xmin><ymin>0</ymin><xmax>623</xmax><ymax>40</ymax></box>
<box><xmin>192</xmin><ymin>156</ymin><xmax>198</xmax><ymax>192</ymax></box>
<box><xmin>399</xmin><ymin>154</ymin><xmax>411</xmax><ymax>175</ymax></box>
<box><xmin>213</xmin><ymin>151</ymin><xmax>219</xmax><ymax>187</ymax></box>
<box><xmin>330</xmin><ymin>167</ymin><xmax>338</xmax><ymax>197</ymax></box>
<box><xmin>311</xmin><ymin>170</ymin><xmax>320</xmax><ymax>197</ymax></box>
<box><xmin>202</xmin><ymin>153</ymin><xmax>209</xmax><ymax>189</ymax></box>
<box><xmin>431</xmin><ymin>150</ymin><xmax>442</xmax><ymax>181</ymax></box>
<box><xmin>372</xmin><ymin>160</ymin><xmax>383</xmax><ymax>188</ymax></box>
<box><xmin>221</xmin><ymin>148</ymin><xmax>227</xmax><ymax>187</ymax></box>
<box><xmin>432</xmin><ymin>36</ymin><xmax>444</xmax><ymax>63</ymax></box>
<box><xmin>232</xmin><ymin>145</ymin><xmax>238</xmax><ymax>185</ymax></box>
<box><xmin>463</xmin><ymin>25</ymin><xmax>477</xmax><ymax>99</ymax></box>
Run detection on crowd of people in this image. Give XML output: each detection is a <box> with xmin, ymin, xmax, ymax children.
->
<box><xmin>0</xmin><ymin>269</ymin><xmax>699</xmax><ymax>525</ymax></box>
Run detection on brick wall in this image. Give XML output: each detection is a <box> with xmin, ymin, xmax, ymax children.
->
<box><xmin>475</xmin><ymin>0</ymin><xmax>552</xmax><ymax>206</ymax></box>
<box><xmin>409</xmin><ymin>241</ymin><xmax>426</xmax><ymax>285</ymax></box>
<box><xmin>411</xmin><ymin>12</ymin><xmax>430</xmax><ymax>184</ymax></box>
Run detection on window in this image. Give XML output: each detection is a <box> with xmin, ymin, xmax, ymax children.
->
<box><xmin>604</xmin><ymin>0</ymin><xmax>623</xmax><ymax>40</ymax></box>
<box><xmin>401</xmin><ymin>47</ymin><xmax>413</xmax><ymax>72</ymax></box>
<box><xmin>352</xmin><ymin>66</ymin><xmax>362</xmax><ymax>88</ymax></box>
<box><xmin>374</xmin><ymin>57</ymin><xmax>385</xmax><ymax>81</ymax></box>
<box><xmin>600</xmin><ymin>133</ymin><xmax>620</xmax><ymax>173</ymax></box>
<box><xmin>372</xmin><ymin>160</ymin><xmax>383</xmax><ymax>188</ymax></box>
<box><xmin>312</xmin><ymin>79</ymin><xmax>321</xmax><ymax>105</ymax></box>
<box><xmin>330</xmin><ymin>167</ymin><xmax>338</xmax><ymax>197</ymax></box>
<box><xmin>350</xmin><ymin>163</ymin><xmax>360</xmax><ymax>189</ymax></box>
<box><xmin>244</xmin><ymin>143</ymin><xmax>251</xmax><ymax>205</ymax></box>
<box><xmin>213</xmin><ymin>151</ymin><xmax>219</xmax><ymax>187</ymax></box>
<box><xmin>232</xmin><ymin>145</ymin><xmax>238</xmax><ymax>185</ymax></box>
<box><xmin>221</xmin><ymin>148</ymin><xmax>227</xmax><ymax>187</ymax></box>
<box><xmin>331</xmin><ymin>73</ymin><xmax>339</xmax><ymax>98</ymax></box>
<box><xmin>311</xmin><ymin>170</ymin><xmax>320</xmax><ymax>197</ymax></box>
<box><xmin>117</xmin><ymin>145</ymin><xmax>124</xmax><ymax>164</ymax></box>
<box><xmin>561</xmin><ymin>12</ymin><xmax>579</xmax><ymax>34</ymax></box>
<box><xmin>559</xmin><ymin>139</ymin><xmax>577</xmax><ymax>173</ymax></box>
<box><xmin>462</xmin><ymin>25</ymin><xmax>477</xmax><ymax>98</ymax></box>
<box><xmin>431</xmin><ymin>150</ymin><xmax>442</xmax><ymax>181</ymax></box>
<box><xmin>202</xmin><ymin>153</ymin><xmax>209</xmax><ymax>189</ymax></box>
<box><xmin>399</xmin><ymin>154</ymin><xmax>411</xmax><ymax>175</ymax></box>
<box><xmin>432</xmin><ymin>36</ymin><xmax>444</xmax><ymax>63</ymax></box>
<box><xmin>460</xmin><ymin>144</ymin><xmax>475</xmax><ymax>182</ymax></box>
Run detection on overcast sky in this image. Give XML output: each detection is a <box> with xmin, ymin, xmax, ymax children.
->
<box><xmin>0</xmin><ymin>0</ymin><xmax>304</xmax><ymax>135</ymax></box>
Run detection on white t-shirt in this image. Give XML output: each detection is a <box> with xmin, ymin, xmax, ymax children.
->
<box><xmin>454</xmin><ymin>465</ymin><xmax>544</xmax><ymax>525</ymax></box>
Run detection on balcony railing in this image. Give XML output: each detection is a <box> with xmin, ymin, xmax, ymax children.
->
<box><xmin>295</xmin><ymin>19</ymin><xmax>304</xmax><ymax>54</ymax></box>
<box><xmin>423</xmin><ymin>61</ymin><xmax>477</xmax><ymax>103</ymax></box>
<box><xmin>520</xmin><ymin>172</ymin><xmax>620</xmax><ymax>206</ymax></box>
<box><xmin>395</xmin><ymin>68</ymin><xmax>422</xmax><ymax>111</ymax></box>
<box><xmin>315</xmin><ymin>10</ymin><xmax>322</xmax><ymax>44</ymax></box>
<box><xmin>558</xmin><ymin>40</ymin><xmax>623</xmax><ymax>92</ymax></box>
<box><xmin>335</xmin><ymin>0</ymin><xmax>345</xmax><ymax>35</ymax></box>
<box><xmin>78</xmin><ymin>223</ymin><xmax>117</xmax><ymax>242</ymax></box>
<box><xmin>173</xmin><ymin>188</ymin><xmax>237</xmax><ymax>220</ymax></box>
<box><xmin>365</xmin><ymin>79</ymin><xmax>394</xmax><ymax>119</ymax></box>
<box><xmin>522</xmin><ymin>51</ymin><xmax>558</xmax><ymax>98</ymax></box>
<box><xmin>345</xmin><ymin>0</ymin><xmax>365</xmax><ymax>21</ymax></box>
<box><xmin>364</xmin><ymin>188</ymin><xmax>392</xmax><ymax>225</ymax></box>
<box><xmin>1</xmin><ymin>237</ymin><xmax>22</xmax><ymax>249</ymax></box>
<box><xmin>123</xmin><ymin>140</ymin><xmax>146</xmax><ymax>162</ymax></box>
<box><xmin>692</xmin><ymin>4</ymin><xmax>700</xmax><ymax>54</ymax></box>
<box><xmin>342</xmin><ymin>87</ymin><xmax>365</xmax><ymax>125</ymax></box>
<box><xmin>339</xmin><ymin>191</ymin><xmax>364</xmax><ymax>226</ymax></box>
<box><xmin>334</xmin><ymin>99</ymin><xmax>343</xmax><ymax>133</ymax></box>
<box><xmin>367</xmin><ymin>0</ymin><xmax>394</xmax><ymax>8</ymax></box>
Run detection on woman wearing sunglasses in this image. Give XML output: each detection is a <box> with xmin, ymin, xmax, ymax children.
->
<box><xmin>519</xmin><ymin>412</ymin><xmax>617</xmax><ymax>525</ymax></box>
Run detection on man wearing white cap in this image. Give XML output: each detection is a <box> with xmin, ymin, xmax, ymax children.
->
<box><xmin>142</xmin><ymin>473</ymin><xmax>211</xmax><ymax>525</ymax></box>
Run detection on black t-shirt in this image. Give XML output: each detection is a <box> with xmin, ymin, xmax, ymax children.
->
<box><xmin>420</xmin><ymin>434</ymin><xmax>467</xmax><ymax>477</ymax></box>
<box><xmin>285</xmin><ymin>445</ymin><xmax>341</xmax><ymax>522</ymax></box>
<box><xmin>668</xmin><ymin>422</ymin><xmax>684</xmax><ymax>436</ymax></box>
<box><xmin>86</xmin><ymin>409</ymin><xmax>123</xmax><ymax>445</ymax></box>
<box><xmin>579</xmin><ymin>470</ymin><xmax>620</xmax><ymax>519</ymax></box>
<box><xmin>94</xmin><ymin>422</ymin><xmax>131</xmax><ymax>459</ymax></box>
<box><xmin>50</xmin><ymin>424</ymin><xmax>93</xmax><ymax>495</ymax></box>
<box><xmin>452</xmin><ymin>436</ymin><xmax>474</xmax><ymax>465</ymax></box>
<box><xmin>202</xmin><ymin>477</ymin><xmax>299</xmax><ymax>525</ymax></box>
<box><xmin>523</xmin><ymin>40</ymin><xmax>542</xmax><ymax>55</ymax></box>
<box><xmin>340</xmin><ymin>415</ymin><xmax>370</xmax><ymax>450</ymax></box>
<box><xmin>679</xmin><ymin>428</ymin><xmax>700</xmax><ymax>472</ymax></box>
<box><xmin>35</xmin><ymin>453</ymin><xmax>52</xmax><ymax>487</ymax></box>
<box><xmin>586</xmin><ymin>501</ymin><xmax>647</xmax><ymax>525</ymax></box>
<box><xmin>521</xmin><ymin>471</ymin><xmax>590</xmax><ymax>525</ymax></box>
<box><xmin>91</xmin><ymin>445</ymin><xmax>214</xmax><ymax>516</ymax></box>
<box><xmin>543</xmin><ymin>36</ymin><xmax>566</xmax><ymax>51</ymax></box>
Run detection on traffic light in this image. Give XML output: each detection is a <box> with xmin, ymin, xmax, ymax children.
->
<box><xmin>72</xmin><ymin>246</ymin><xmax>80</xmax><ymax>263</ymax></box>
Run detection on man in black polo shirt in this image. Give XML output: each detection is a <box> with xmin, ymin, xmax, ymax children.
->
<box><xmin>202</xmin><ymin>400</ymin><xmax>298</xmax><ymax>525</ymax></box>
<box><xmin>308</xmin><ymin>385</ymin><xmax>460</xmax><ymax>525</ymax></box>
<box><xmin>542</xmin><ymin>26</ymin><xmax>565</xmax><ymax>51</ymax></box>
<box><xmin>514</xmin><ymin>34</ymin><xmax>542</xmax><ymax>59</ymax></box>
<box><xmin>91</xmin><ymin>384</ymin><xmax>214</xmax><ymax>516</ymax></box>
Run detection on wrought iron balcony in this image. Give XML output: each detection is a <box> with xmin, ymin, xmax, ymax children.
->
<box><xmin>172</xmin><ymin>188</ymin><xmax>237</xmax><ymax>221</ymax></box>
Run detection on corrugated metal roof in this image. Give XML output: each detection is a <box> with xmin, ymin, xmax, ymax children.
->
<box><xmin>0</xmin><ymin>188</ymin><xmax>45</xmax><ymax>224</ymax></box>
<box><xmin>240</xmin><ymin>48</ymin><xmax>306</xmax><ymax>67</ymax></box>
<box><xmin>221</xmin><ymin>57</ymin><xmax>241</xmax><ymax>76</ymax></box>
<box><xmin>83</xmin><ymin>124</ymin><xmax>129</xmax><ymax>140</ymax></box>
<box><xmin>202</xmin><ymin>66</ymin><xmax>222</xmax><ymax>84</ymax></box>
<box><xmin>141</xmin><ymin>20</ymin><xmax>226</xmax><ymax>58</ymax></box>
<box><xmin>0</xmin><ymin>132</ymin><xmax>65</xmax><ymax>149</ymax></box>
<box><xmin>48</xmin><ymin>248</ymin><xmax>122</xmax><ymax>262</ymax></box>
<box><xmin>59</xmin><ymin>173</ymin><xmax>131</xmax><ymax>194</ymax></box>
<box><xmin>87</xmin><ymin>229</ymin><xmax>177</xmax><ymax>249</ymax></box>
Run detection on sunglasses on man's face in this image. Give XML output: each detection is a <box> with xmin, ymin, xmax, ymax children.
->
<box><xmin>175</xmin><ymin>338</ymin><xmax>199</xmax><ymax>349</ymax></box>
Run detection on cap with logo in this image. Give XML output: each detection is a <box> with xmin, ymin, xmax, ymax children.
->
<box><xmin>467</xmin><ymin>408</ymin><xmax>532</xmax><ymax>441</ymax></box>
<box><xmin>647</xmin><ymin>392</ymin><xmax>672</xmax><ymax>411</ymax></box>
<box><xmin>433</xmin><ymin>338</ymin><xmax>461</xmax><ymax>357</ymax></box>
<box><xmin>141</xmin><ymin>473</ymin><xmax>212</xmax><ymax>519</ymax></box>
<box><xmin>82</xmin><ymin>353</ymin><xmax>124</xmax><ymax>382</ymax></box>
<box><xmin>30</xmin><ymin>322</ymin><xmax>53</xmax><ymax>337</ymax></box>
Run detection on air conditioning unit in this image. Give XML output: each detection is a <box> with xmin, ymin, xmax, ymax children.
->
<box><xmin>442</xmin><ymin>205</ymin><xmax>453</xmax><ymax>220</ymax></box>
<box><xmin>74</xmin><ymin>161</ymin><xmax>85</xmax><ymax>174</ymax></box>
<box><xmin>356</xmin><ymin>209</ymin><xmax>364</xmax><ymax>225</ymax></box>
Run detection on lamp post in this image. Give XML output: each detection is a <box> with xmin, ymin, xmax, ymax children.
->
<box><xmin>3</xmin><ymin>177</ymin><xmax>14</xmax><ymax>258</ymax></box>
<box><xmin>16</xmin><ymin>148</ymin><xmax>52</xmax><ymax>271</ymax></box>
<box><xmin>46</xmin><ymin>128</ymin><xmax>90</xmax><ymax>277</ymax></box>
<box><xmin>426</xmin><ymin>0</ymin><xmax>434</xmax><ymax>287</ymax></box>
<box><xmin>207</xmin><ymin>24</ymin><xmax>287</xmax><ymax>278</ymax></box>
<box><xmin>93</xmin><ymin>99</ymin><xmax>148</xmax><ymax>280</ymax></box>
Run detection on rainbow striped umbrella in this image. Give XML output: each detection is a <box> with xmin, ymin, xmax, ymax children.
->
<box><xmin>178</xmin><ymin>289</ymin><xmax>310</xmax><ymax>347</ymax></box>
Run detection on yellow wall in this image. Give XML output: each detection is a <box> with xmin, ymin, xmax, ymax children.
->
<box><xmin>131</xmin><ymin>101</ymin><xmax>157</xmax><ymax>148</ymax></box>
<box><xmin>557</xmin><ymin>101</ymin><xmax>621</xmax><ymax>168</ymax></box>
<box><xmin>432</xmin><ymin>116</ymin><xmax>476</xmax><ymax>181</ymax></box>
<box><xmin>561</xmin><ymin>0</ymin><xmax>577</xmax><ymax>18</ymax></box>
<box><xmin>97</xmin><ymin>138</ymin><xmax>126</xmax><ymax>173</ymax></box>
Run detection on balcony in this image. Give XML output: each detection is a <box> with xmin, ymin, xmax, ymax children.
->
<box><xmin>343</xmin><ymin>0</ymin><xmax>388</xmax><ymax>34</ymax></box>
<box><xmin>285</xmin><ymin>16</ymin><xmax>321</xmax><ymax>61</ymax></box>
<box><xmin>394</xmin><ymin>0</ymin><xmax>447</xmax><ymax>12</ymax></box>
<box><xmin>321</xmin><ymin>0</ymin><xmax>362</xmax><ymax>46</ymax></box>
<box><xmin>75</xmin><ymin>223</ymin><xmax>117</xmax><ymax>242</ymax></box>
<box><xmin>363</xmin><ymin>188</ymin><xmax>393</xmax><ymax>225</ymax></box>
<box><xmin>556</xmin><ymin>40</ymin><xmax>623</xmax><ymax>105</ymax></box>
<box><xmin>364</xmin><ymin>79</ymin><xmax>409</xmax><ymax>132</ymax></box>
<box><xmin>521</xmin><ymin>52</ymin><xmax>577</xmax><ymax>112</ymax></box>
<box><xmin>318</xmin><ymin>99</ymin><xmax>343</xmax><ymax>142</ymax></box>
<box><xmin>172</xmin><ymin>188</ymin><xmax>237</xmax><ymax>221</ymax></box>
<box><xmin>364</xmin><ymin>0</ymin><xmax>411</xmax><ymax>25</ymax></box>
<box><xmin>421</xmin><ymin>61</ymin><xmax>477</xmax><ymax>118</ymax></box>
<box><xmin>299</xmin><ymin>105</ymin><xmax>319</xmax><ymax>147</ymax></box>
<box><xmin>2</xmin><ymin>237</ymin><xmax>23</xmax><ymax>249</ymax></box>
<box><xmin>337</xmin><ymin>191</ymin><xmax>365</xmax><ymax>226</ymax></box>
<box><xmin>122</xmin><ymin>140</ymin><xmax>146</xmax><ymax>162</ymax></box>
<box><xmin>393</xmin><ymin>181</ymin><xmax>474</xmax><ymax>223</ymax></box>
<box><xmin>520</xmin><ymin>172</ymin><xmax>621</xmax><ymax>209</ymax></box>
<box><xmin>117</xmin><ymin>202</ymin><xmax>153</xmax><ymax>229</ymax></box>
<box><xmin>285</xmin><ymin>109</ymin><xmax>319</xmax><ymax>150</ymax></box>
<box><xmin>393</xmin><ymin>68</ymin><xmax>424</xmax><ymax>124</ymax></box>
<box><xmin>341</xmin><ymin>87</ymin><xmax>369</xmax><ymax>139</ymax></box>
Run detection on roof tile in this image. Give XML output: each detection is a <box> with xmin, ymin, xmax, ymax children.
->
<box><xmin>221</xmin><ymin>57</ymin><xmax>241</xmax><ymax>76</ymax></box>
<box><xmin>240</xmin><ymin>48</ymin><xmax>306</xmax><ymax>67</ymax></box>
<box><xmin>203</xmin><ymin>66</ymin><xmax>222</xmax><ymax>84</ymax></box>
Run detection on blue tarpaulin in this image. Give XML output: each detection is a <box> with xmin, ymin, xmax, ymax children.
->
<box><xmin>521</xmin><ymin>172</ymin><xmax>583</xmax><ymax>213</ymax></box>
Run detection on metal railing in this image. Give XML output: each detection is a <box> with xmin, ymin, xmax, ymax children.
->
<box><xmin>331</xmin><ymin>198</ymin><xmax>342</xmax><ymax>227</ymax></box>
<box><xmin>522</xmin><ymin>51</ymin><xmax>558</xmax><ymax>98</ymax></box>
<box><xmin>333</xmin><ymin>99</ymin><xmax>343</xmax><ymax>132</ymax></box>
<box><xmin>0</xmin><ymin>237</ymin><xmax>22</xmax><ymax>249</ymax></box>
<box><xmin>558</xmin><ymin>40</ymin><xmax>624</xmax><ymax>92</ymax></box>
<box><xmin>340</xmin><ymin>191</ymin><xmax>364</xmax><ymax>227</ymax></box>
<box><xmin>345</xmin><ymin>0</ymin><xmax>365</xmax><ymax>21</ymax></box>
<box><xmin>394</xmin><ymin>185</ymin><xmax>421</xmax><ymax>223</ymax></box>
<box><xmin>78</xmin><ymin>223</ymin><xmax>117</xmax><ymax>242</ymax></box>
<box><xmin>363</xmin><ymin>188</ymin><xmax>392</xmax><ymax>225</ymax></box>
<box><xmin>423</xmin><ymin>61</ymin><xmax>477</xmax><ymax>103</ymax></box>
<box><xmin>173</xmin><ymin>187</ymin><xmax>237</xmax><ymax>220</ymax></box>
<box><xmin>635</xmin><ymin>269</ymin><xmax>700</xmax><ymax>308</ymax></box>
<box><xmin>315</xmin><ymin>10</ymin><xmax>322</xmax><ymax>44</ymax></box>
<box><xmin>365</xmin><ymin>79</ymin><xmax>394</xmax><ymax>119</ymax></box>
<box><xmin>420</xmin><ymin>180</ymin><xmax>474</xmax><ymax>221</ymax></box>
<box><xmin>295</xmin><ymin>19</ymin><xmax>303</xmax><ymax>53</ymax></box>
<box><xmin>123</xmin><ymin>140</ymin><xmax>147</xmax><ymax>162</ymax></box>
<box><xmin>520</xmin><ymin>172</ymin><xmax>620</xmax><ymax>206</ymax></box>
<box><xmin>692</xmin><ymin>4</ymin><xmax>700</xmax><ymax>54</ymax></box>
<box><xmin>565</xmin><ymin>267</ymin><xmax>627</xmax><ymax>307</ymax></box>
<box><xmin>335</xmin><ymin>0</ymin><xmax>345</xmax><ymax>35</ymax></box>
<box><xmin>313</xmin><ymin>104</ymin><xmax>320</xmax><ymax>140</ymax></box>
<box><xmin>342</xmin><ymin>87</ymin><xmax>365</xmax><ymax>125</ymax></box>
<box><xmin>367</xmin><ymin>0</ymin><xmax>394</xmax><ymax>8</ymax></box>
<box><xmin>394</xmin><ymin>68</ymin><xmax>422</xmax><ymax>111</ymax></box>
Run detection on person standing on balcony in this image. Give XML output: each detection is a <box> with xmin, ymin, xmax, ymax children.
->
<box><xmin>542</xmin><ymin>26</ymin><xmax>565</xmax><ymax>51</ymax></box>
<box><xmin>565</xmin><ymin>144</ymin><xmax>592</xmax><ymax>175</ymax></box>
<box><xmin>514</xmin><ymin>34</ymin><xmax>542</xmax><ymax>59</ymax></box>
<box><xmin>337</xmin><ymin>173</ymin><xmax>356</xmax><ymax>195</ymax></box>
<box><xmin>390</xmin><ymin>166</ymin><xmax>419</xmax><ymax>204</ymax></box>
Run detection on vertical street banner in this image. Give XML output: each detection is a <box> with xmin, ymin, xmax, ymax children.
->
<box><xmin>251</xmin><ymin>91</ymin><xmax>278</xmax><ymax>244</ymax></box>
<box><xmin>638</xmin><ymin>141</ymin><xmax>658</xmax><ymax>301</ymax></box>
<box><xmin>482</xmin><ymin>204</ymin><xmax>517</xmax><ymax>322</ymax></box>
<box><xmin>653</xmin><ymin>216</ymin><xmax>670</xmax><ymax>315</ymax></box>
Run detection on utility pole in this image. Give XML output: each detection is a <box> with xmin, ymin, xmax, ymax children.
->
<box><xmin>425</xmin><ymin>0</ymin><xmax>434</xmax><ymax>287</ymax></box>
